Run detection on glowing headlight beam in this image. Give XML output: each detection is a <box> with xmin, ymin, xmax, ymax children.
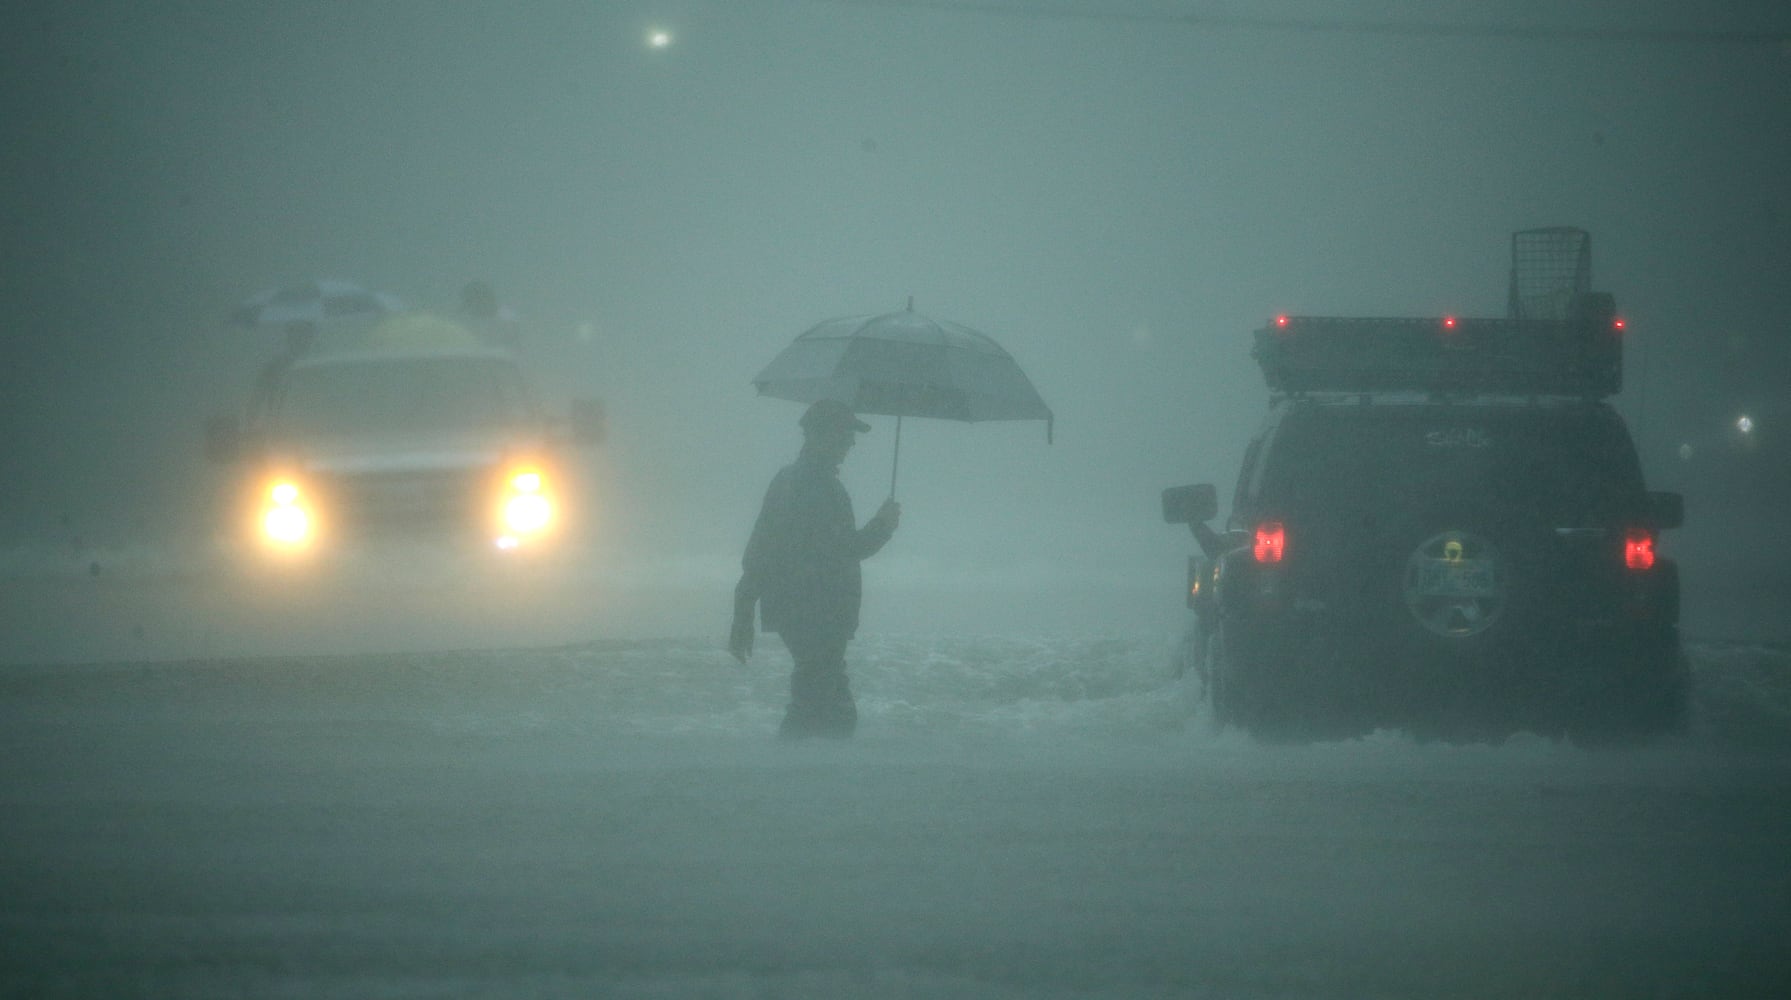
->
<box><xmin>503</xmin><ymin>493</ymin><xmax>554</xmax><ymax>535</ymax></box>
<box><xmin>258</xmin><ymin>478</ymin><xmax>314</xmax><ymax>548</ymax></box>
<box><xmin>263</xmin><ymin>504</ymin><xmax>311</xmax><ymax>546</ymax></box>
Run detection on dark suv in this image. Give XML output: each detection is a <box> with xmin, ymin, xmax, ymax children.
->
<box><xmin>1163</xmin><ymin>300</ymin><xmax>1686</xmax><ymax>743</ymax></box>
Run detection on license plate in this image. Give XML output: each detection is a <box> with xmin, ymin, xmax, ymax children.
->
<box><xmin>1416</xmin><ymin>559</ymin><xmax>1497</xmax><ymax>597</ymax></box>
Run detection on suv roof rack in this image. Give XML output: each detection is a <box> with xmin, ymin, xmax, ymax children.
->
<box><xmin>1252</xmin><ymin>292</ymin><xmax>1623</xmax><ymax>398</ymax></box>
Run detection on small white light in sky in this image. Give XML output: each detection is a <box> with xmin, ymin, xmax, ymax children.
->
<box><xmin>647</xmin><ymin>27</ymin><xmax>674</xmax><ymax>50</ymax></box>
<box><xmin>1737</xmin><ymin>414</ymin><xmax>1755</xmax><ymax>435</ymax></box>
<box><xmin>1678</xmin><ymin>443</ymin><xmax>1694</xmax><ymax>461</ymax></box>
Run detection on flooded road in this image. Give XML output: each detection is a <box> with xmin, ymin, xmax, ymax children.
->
<box><xmin>3</xmin><ymin>637</ymin><xmax>1788</xmax><ymax>998</ymax></box>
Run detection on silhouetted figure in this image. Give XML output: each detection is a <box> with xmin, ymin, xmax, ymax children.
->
<box><xmin>731</xmin><ymin>399</ymin><xmax>901</xmax><ymax>739</ymax></box>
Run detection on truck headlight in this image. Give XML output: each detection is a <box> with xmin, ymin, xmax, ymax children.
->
<box><xmin>259</xmin><ymin>478</ymin><xmax>314</xmax><ymax>549</ymax></box>
<box><xmin>503</xmin><ymin>492</ymin><xmax>553</xmax><ymax>534</ymax></box>
<box><xmin>263</xmin><ymin>503</ymin><xmax>311</xmax><ymax>545</ymax></box>
<box><xmin>495</xmin><ymin>466</ymin><xmax>556</xmax><ymax>544</ymax></box>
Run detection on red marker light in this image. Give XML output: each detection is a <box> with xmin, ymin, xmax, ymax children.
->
<box><xmin>1275</xmin><ymin>315</ymin><xmax>1290</xmax><ymax>328</ymax></box>
<box><xmin>1442</xmin><ymin>316</ymin><xmax>1457</xmax><ymax>330</ymax></box>
<box><xmin>1624</xmin><ymin>530</ymin><xmax>1656</xmax><ymax>571</ymax></box>
<box><xmin>1613</xmin><ymin>317</ymin><xmax>1626</xmax><ymax>332</ymax></box>
<box><xmin>1253</xmin><ymin>521</ymin><xmax>1286</xmax><ymax>564</ymax></box>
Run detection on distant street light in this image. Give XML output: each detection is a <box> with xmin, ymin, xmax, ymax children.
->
<box><xmin>1737</xmin><ymin>414</ymin><xmax>1756</xmax><ymax>435</ymax></box>
<box><xmin>647</xmin><ymin>27</ymin><xmax>674</xmax><ymax>49</ymax></box>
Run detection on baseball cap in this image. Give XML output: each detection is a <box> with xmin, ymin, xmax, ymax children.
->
<box><xmin>800</xmin><ymin>398</ymin><xmax>871</xmax><ymax>433</ymax></box>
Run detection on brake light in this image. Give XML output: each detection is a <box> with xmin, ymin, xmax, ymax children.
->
<box><xmin>1624</xmin><ymin>530</ymin><xmax>1656</xmax><ymax>571</ymax></box>
<box><xmin>1254</xmin><ymin>521</ymin><xmax>1286</xmax><ymax>563</ymax></box>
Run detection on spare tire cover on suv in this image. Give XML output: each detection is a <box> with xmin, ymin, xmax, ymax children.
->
<box><xmin>1401</xmin><ymin>529</ymin><xmax>1507</xmax><ymax>636</ymax></box>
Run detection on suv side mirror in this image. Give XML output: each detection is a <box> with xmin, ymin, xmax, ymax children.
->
<box><xmin>1648</xmin><ymin>491</ymin><xmax>1684</xmax><ymax>531</ymax></box>
<box><xmin>1162</xmin><ymin>483</ymin><xmax>1219</xmax><ymax>525</ymax></box>
<box><xmin>205</xmin><ymin>415</ymin><xmax>243</xmax><ymax>464</ymax></box>
<box><xmin>568</xmin><ymin>397</ymin><xmax>606</xmax><ymax>445</ymax></box>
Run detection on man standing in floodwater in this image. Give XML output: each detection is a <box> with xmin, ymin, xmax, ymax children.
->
<box><xmin>731</xmin><ymin>399</ymin><xmax>901</xmax><ymax>739</ymax></box>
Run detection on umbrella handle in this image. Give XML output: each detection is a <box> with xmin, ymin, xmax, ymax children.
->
<box><xmin>890</xmin><ymin>415</ymin><xmax>901</xmax><ymax>500</ymax></box>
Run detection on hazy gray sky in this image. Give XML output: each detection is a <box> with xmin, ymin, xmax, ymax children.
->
<box><xmin>2</xmin><ymin>0</ymin><xmax>1787</xmax><ymax>628</ymax></box>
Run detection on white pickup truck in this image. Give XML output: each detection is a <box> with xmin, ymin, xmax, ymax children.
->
<box><xmin>207</xmin><ymin>345</ymin><xmax>604</xmax><ymax>565</ymax></box>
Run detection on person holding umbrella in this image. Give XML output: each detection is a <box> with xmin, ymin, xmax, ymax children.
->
<box><xmin>731</xmin><ymin>399</ymin><xmax>901</xmax><ymax>739</ymax></box>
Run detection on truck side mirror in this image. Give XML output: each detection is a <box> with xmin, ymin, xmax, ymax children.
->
<box><xmin>1648</xmin><ymin>491</ymin><xmax>1684</xmax><ymax>531</ymax></box>
<box><xmin>568</xmin><ymin>398</ymin><xmax>606</xmax><ymax>445</ymax></box>
<box><xmin>205</xmin><ymin>415</ymin><xmax>243</xmax><ymax>464</ymax></box>
<box><xmin>1161</xmin><ymin>483</ymin><xmax>1218</xmax><ymax>525</ymax></box>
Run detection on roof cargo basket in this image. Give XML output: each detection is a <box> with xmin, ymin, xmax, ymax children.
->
<box><xmin>1253</xmin><ymin>226</ymin><xmax>1623</xmax><ymax>398</ymax></box>
<box><xmin>1252</xmin><ymin>301</ymin><xmax>1623</xmax><ymax>397</ymax></box>
<box><xmin>1508</xmin><ymin>227</ymin><xmax>1592</xmax><ymax>321</ymax></box>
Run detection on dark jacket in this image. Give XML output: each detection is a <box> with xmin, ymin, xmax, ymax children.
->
<box><xmin>736</xmin><ymin>450</ymin><xmax>894</xmax><ymax>639</ymax></box>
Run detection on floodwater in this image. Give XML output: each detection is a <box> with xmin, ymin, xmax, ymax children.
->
<box><xmin>2</xmin><ymin>552</ymin><xmax>1788</xmax><ymax>998</ymax></box>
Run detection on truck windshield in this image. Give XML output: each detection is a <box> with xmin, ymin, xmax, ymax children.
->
<box><xmin>273</xmin><ymin>356</ymin><xmax>535</xmax><ymax>438</ymax></box>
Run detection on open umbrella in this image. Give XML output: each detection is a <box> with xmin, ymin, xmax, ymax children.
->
<box><xmin>752</xmin><ymin>301</ymin><xmax>1053</xmax><ymax>496</ymax></box>
<box><xmin>231</xmin><ymin>279</ymin><xmax>405</xmax><ymax>329</ymax></box>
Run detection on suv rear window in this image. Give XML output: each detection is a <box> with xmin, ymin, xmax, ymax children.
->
<box><xmin>1256</xmin><ymin>403</ymin><xmax>1645</xmax><ymax>522</ymax></box>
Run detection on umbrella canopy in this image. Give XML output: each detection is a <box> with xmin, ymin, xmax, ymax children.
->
<box><xmin>753</xmin><ymin>304</ymin><xmax>1053</xmax><ymax>495</ymax></box>
<box><xmin>231</xmin><ymin>279</ymin><xmax>405</xmax><ymax>329</ymax></box>
<box><xmin>753</xmin><ymin>306</ymin><xmax>1052</xmax><ymax>430</ymax></box>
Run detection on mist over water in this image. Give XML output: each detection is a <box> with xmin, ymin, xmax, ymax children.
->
<box><xmin>2</xmin><ymin>530</ymin><xmax>1785</xmax><ymax>757</ymax></box>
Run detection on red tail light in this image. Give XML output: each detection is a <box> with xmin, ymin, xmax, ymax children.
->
<box><xmin>1254</xmin><ymin>521</ymin><xmax>1286</xmax><ymax>563</ymax></box>
<box><xmin>1624</xmin><ymin>530</ymin><xmax>1656</xmax><ymax>571</ymax></box>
